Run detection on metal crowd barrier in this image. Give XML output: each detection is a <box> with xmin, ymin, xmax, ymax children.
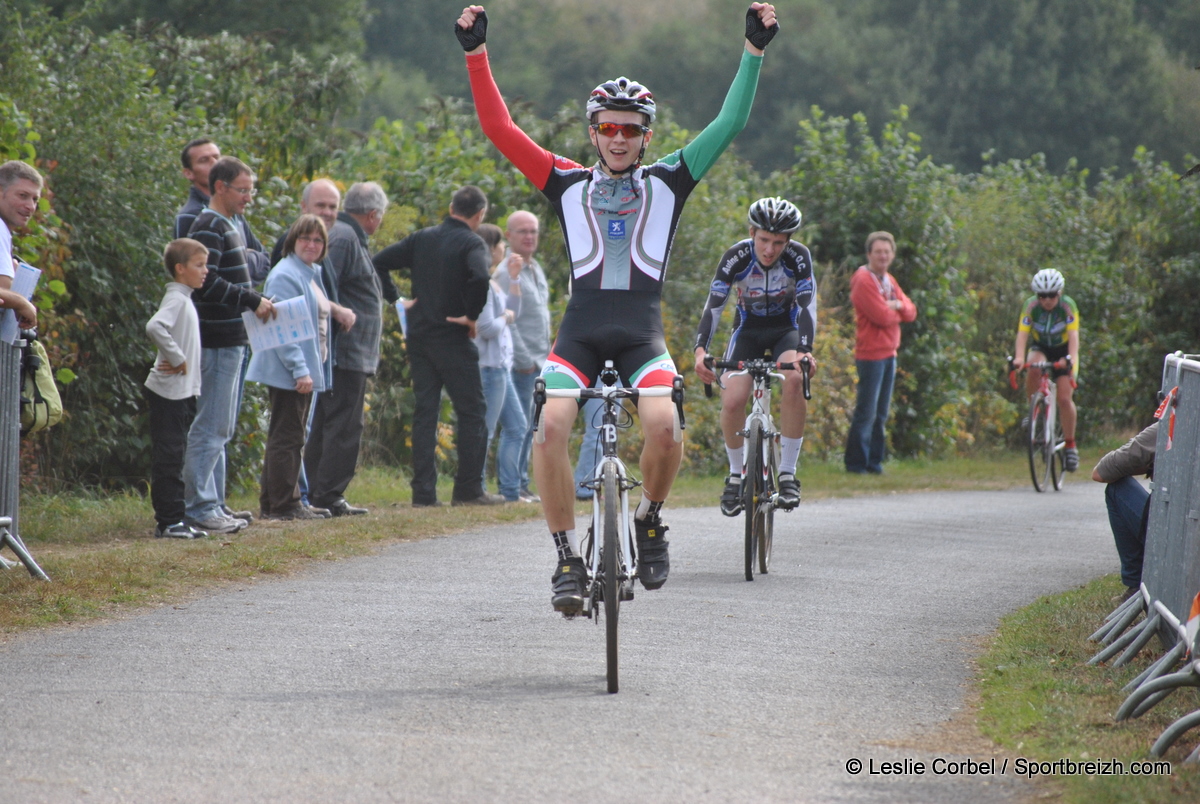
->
<box><xmin>0</xmin><ymin>338</ymin><xmax>48</xmax><ymax>580</ymax></box>
<box><xmin>1088</xmin><ymin>352</ymin><xmax>1200</xmax><ymax>758</ymax></box>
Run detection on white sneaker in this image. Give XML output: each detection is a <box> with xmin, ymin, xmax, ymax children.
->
<box><xmin>188</xmin><ymin>514</ymin><xmax>245</xmax><ymax>534</ymax></box>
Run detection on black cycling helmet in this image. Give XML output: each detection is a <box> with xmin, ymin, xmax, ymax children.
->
<box><xmin>748</xmin><ymin>197</ymin><xmax>802</xmax><ymax>234</ymax></box>
<box><xmin>586</xmin><ymin>77</ymin><xmax>657</xmax><ymax>123</ymax></box>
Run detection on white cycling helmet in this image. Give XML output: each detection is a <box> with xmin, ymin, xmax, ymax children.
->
<box><xmin>586</xmin><ymin>77</ymin><xmax>656</xmax><ymax>123</ymax></box>
<box><xmin>1031</xmin><ymin>269</ymin><xmax>1064</xmax><ymax>294</ymax></box>
<box><xmin>747</xmin><ymin>197</ymin><xmax>802</xmax><ymax>234</ymax></box>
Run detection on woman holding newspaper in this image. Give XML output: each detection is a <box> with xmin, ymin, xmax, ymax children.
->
<box><xmin>246</xmin><ymin>214</ymin><xmax>336</xmax><ymax>520</ymax></box>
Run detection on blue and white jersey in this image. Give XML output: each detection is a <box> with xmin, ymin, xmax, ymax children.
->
<box><xmin>694</xmin><ymin>238</ymin><xmax>817</xmax><ymax>352</ymax></box>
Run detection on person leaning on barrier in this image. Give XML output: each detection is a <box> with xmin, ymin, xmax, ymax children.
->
<box><xmin>0</xmin><ymin>160</ymin><xmax>41</xmax><ymax>328</ymax></box>
<box><xmin>1092</xmin><ymin>421</ymin><xmax>1157</xmax><ymax>602</ymax></box>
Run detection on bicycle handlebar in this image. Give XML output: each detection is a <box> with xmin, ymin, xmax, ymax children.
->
<box><xmin>1007</xmin><ymin>355</ymin><xmax>1072</xmax><ymax>389</ymax></box>
<box><xmin>703</xmin><ymin>355</ymin><xmax>811</xmax><ymax>400</ymax></box>
<box><xmin>531</xmin><ymin>373</ymin><xmax>686</xmax><ymax>444</ymax></box>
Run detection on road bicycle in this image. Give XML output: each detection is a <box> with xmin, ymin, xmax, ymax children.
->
<box><xmin>1010</xmin><ymin>357</ymin><xmax>1068</xmax><ymax>492</ymax></box>
<box><xmin>532</xmin><ymin>361</ymin><xmax>685</xmax><ymax>694</ymax></box>
<box><xmin>704</xmin><ymin>356</ymin><xmax>811</xmax><ymax>581</ymax></box>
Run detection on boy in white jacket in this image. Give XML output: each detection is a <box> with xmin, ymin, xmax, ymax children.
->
<box><xmin>145</xmin><ymin>239</ymin><xmax>208</xmax><ymax>538</ymax></box>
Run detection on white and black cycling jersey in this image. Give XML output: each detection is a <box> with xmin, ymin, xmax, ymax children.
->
<box><xmin>694</xmin><ymin>238</ymin><xmax>817</xmax><ymax>353</ymax></box>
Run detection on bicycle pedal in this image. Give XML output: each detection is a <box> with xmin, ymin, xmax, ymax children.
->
<box><xmin>620</xmin><ymin>584</ymin><xmax>634</xmax><ymax>601</ymax></box>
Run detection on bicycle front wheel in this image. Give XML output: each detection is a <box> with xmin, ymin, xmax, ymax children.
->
<box><xmin>602</xmin><ymin>461</ymin><xmax>621</xmax><ymax>694</ymax></box>
<box><xmin>1027</xmin><ymin>396</ymin><xmax>1050</xmax><ymax>492</ymax></box>
<box><xmin>1050</xmin><ymin>412</ymin><xmax>1065</xmax><ymax>491</ymax></box>
<box><xmin>744</xmin><ymin>420</ymin><xmax>764</xmax><ymax>581</ymax></box>
<box><xmin>758</xmin><ymin>431</ymin><xmax>778</xmax><ymax>575</ymax></box>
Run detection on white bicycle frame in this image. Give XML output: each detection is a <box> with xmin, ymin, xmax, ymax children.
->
<box><xmin>535</xmin><ymin>375</ymin><xmax>681</xmax><ymax>617</ymax></box>
<box><xmin>719</xmin><ymin>366</ymin><xmax>785</xmax><ymax>502</ymax></box>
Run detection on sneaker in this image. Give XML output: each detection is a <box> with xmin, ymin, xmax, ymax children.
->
<box><xmin>412</xmin><ymin>500</ymin><xmax>443</xmax><ymax>508</ymax></box>
<box><xmin>155</xmin><ymin>522</ymin><xmax>204</xmax><ymax>539</ymax></box>
<box><xmin>305</xmin><ymin>504</ymin><xmax>332</xmax><ymax>519</ymax></box>
<box><xmin>551</xmin><ymin>557</ymin><xmax>588</xmax><ymax>616</ymax></box>
<box><xmin>451</xmin><ymin>492</ymin><xmax>507</xmax><ymax>506</ymax></box>
<box><xmin>720</xmin><ymin>475</ymin><xmax>743</xmax><ymax>517</ymax></box>
<box><xmin>776</xmin><ymin>473</ymin><xmax>801</xmax><ymax>509</ymax></box>
<box><xmin>634</xmin><ymin>517</ymin><xmax>670</xmax><ymax>590</ymax></box>
<box><xmin>1064</xmin><ymin>447</ymin><xmax>1079</xmax><ymax>472</ymax></box>
<box><xmin>223</xmin><ymin>505</ymin><xmax>255</xmax><ymax>524</ymax></box>
<box><xmin>187</xmin><ymin>514</ymin><xmax>244</xmax><ymax>534</ymax></box>
<box><xmin>519</xmin><ymin>490</ymin><xmax>541</xmax><ymax>504</ymax></box>
<box><xmin>327</xmin><ymin>499</ymin><xmax>368</xmax><ymax>517</ymax></box>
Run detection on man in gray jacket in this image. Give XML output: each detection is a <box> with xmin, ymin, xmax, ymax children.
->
<box><xmin>304</xmin><ymin>182</ymin><xmax>388</xmax><ymax>516</ymax></box>
<box><xmin>490</xmin><ymin>210</ymin><xmax>551</xmax><ymax>503</ymax></box>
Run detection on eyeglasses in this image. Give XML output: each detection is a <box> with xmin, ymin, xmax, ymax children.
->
<box><xmin>1037</xmin><ymin>292</ymin><xmax>1059</xmax><ymax>299</ymax></box>
<box><xmin>222</xmin><ymin>183</ymin><xmax>257</xmax><ymax>198</ymax></box>
<box><xmin>591</xmin><ymin>122</ymin><xmax>650</xmax><ymax>139</ymax></box>
<box><xmin>297</xmin><ymin>236</ymin><xmax>325</xmax><ymax>246</ymax></box>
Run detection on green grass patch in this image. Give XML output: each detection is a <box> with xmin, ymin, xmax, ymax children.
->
<box><xmin>979</xmin><ymin>575</ymin><xmax>1200</xmax><ymax>801</ymax></box>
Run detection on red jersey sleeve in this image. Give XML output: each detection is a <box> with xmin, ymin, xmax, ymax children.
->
<box><xmin>466</xmin><ymin>52</ymin><xmax>567</xmax><ymax>190</ymax></box>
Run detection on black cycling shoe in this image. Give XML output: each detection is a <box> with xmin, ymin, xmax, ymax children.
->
<box><xmin>634</xmin><ymin>517</ymin><xmax>670</xmax><ymax>590</ymax></box>
<box><xmin>551</xmin><ymin>557</ymin><xmax>588</xmax><ymax>616</ymax></box>
<box><xmin>776</xmin><ymin>473</ymin><xmax>801</xmax><ymax>509</ymax></box>
<box><xmin>720</xmin><ymin>474</ymin><xmax>743</xmax><ymax>517</ymax></box>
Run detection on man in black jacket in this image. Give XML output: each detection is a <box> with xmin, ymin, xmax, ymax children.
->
<box><xmin>373</xmin><ymin>185</ymin><xmax>503</xmax><ymax>507</ymax></box>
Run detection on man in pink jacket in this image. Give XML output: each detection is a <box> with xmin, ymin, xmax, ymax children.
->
<box><xmin>844</xmin><ymin>231</ymin><xmax>917</xmax><ymax>473</ymax></box>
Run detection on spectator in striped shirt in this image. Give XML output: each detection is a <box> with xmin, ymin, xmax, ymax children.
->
<box><xmin>182</xmin><ymin>156</ymin><xmax>276</xmax><ymax>534</ymax></box>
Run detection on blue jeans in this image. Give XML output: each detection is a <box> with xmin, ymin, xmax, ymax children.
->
<box><xmin>508</xmin><ymin>368</ymin><xmax>539</xmax><ymax>493</ymax></box>
<box><xmin>573</xmin><ymin>397</ymin><xmax>605</xmax><ymax>499</ymax></box>
<box><xmin>844</xmin><ymin>356</ymin><xmax>896</xmax><ymax>474</ymax></box>
<box><xmin>481</xmin><ymin>366</ymin><xmax>528</xmax><ymax>501</ymax></box>
<box><xmin>184</xmin><ymin>345</ymin><xmax>245</xmax><ymax>522</ymax></box>
<box><xmin>1105</xmin><ymin>476</ymin><xmax>1149</xmax><ymax>589</ymax></box>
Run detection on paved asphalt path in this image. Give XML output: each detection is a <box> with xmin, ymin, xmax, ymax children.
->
<box><xmin>0</xmin><ymin>482</ymin><xmax>1114</xmax><ymax>803</ymax></box>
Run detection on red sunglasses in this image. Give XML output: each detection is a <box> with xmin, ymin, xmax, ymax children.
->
<box><xmin>591</xmin><ymin>122</ymin><xmax>650</xmax><ymax>139</ymax></box>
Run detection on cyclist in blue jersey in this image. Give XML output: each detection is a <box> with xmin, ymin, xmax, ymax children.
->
<box><xmin>694</xmin><ymin>198</ymin><xmax>817</xmax><ymax>514</ymax></box>
<box><xmin>457</xmin><ymin>2</ymin><xmax>779</xmax><ymax>615</ymax></box>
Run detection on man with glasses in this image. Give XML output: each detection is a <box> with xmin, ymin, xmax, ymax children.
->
<box><xmin>1012</xmin><ymin>268</ymin><xmax>1081</xmax><ymax>471</ymax></box>
<box><xmin>490</xmin><ymin>210</ymin><xmax>550</xmax><ymax>504</ymax></box>
<box><xmin>183</xmin><ymin>156</ymin><xmax>277</xmax><ymax>534</ymax></box>
<box><xmin>455</xmin><ymin>2</ymin><xmax>779</xmax><ymax>613</ymax></box>
<box><xmin>175</xmin><ymin>138</ymin><xmax>270</xmax><ymax>284</ymax></box>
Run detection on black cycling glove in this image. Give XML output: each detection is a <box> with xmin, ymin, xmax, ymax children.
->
<box><xmin>745</xmin><ymin>6</ymin><xmax>779</xmax><ymax>50</ymax></box>
<box><xmin>454</xmin><ymin>10</ymin><xmax>488</xmax><ymax>52</ymax></box>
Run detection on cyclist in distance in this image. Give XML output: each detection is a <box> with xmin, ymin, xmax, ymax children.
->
<box><xmin>1011</xmin><ymin>268</ymin><xmax>1081</xmax><ymax>471</ymax></box>
<box><xmin>455</xmin><ymin>2</ymin><xmax>780</xmax><ymax>615</ymax></box>
<box><xmin>693</xmin><ymin>197</ymin><xmax>817</xmax><ymax>515</ymax></box>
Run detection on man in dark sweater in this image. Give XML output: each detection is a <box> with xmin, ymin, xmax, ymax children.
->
<box><xmin>373</xmin><ymin>185</ymin><xmax>502</xmax><ymax>507</ymax></box>
<box><xmin>174</xmin><ymin>138</ymin><xmax>271</xmax><ymax>284</ymax></box>
<box><xmin>182</xmin><ymin>156</ymin><xmax>276</xmax><ymax>533</ymax></box>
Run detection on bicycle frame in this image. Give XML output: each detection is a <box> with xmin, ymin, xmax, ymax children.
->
<box><xmin>1013</xmin><ymin>358</ymin><xmax>1066</xmax><ymax>492</ymax></box>
<box><xmin>531</xmin><ymin>362</ymin><xmax>685</xmax><ymax>692</ymax></box>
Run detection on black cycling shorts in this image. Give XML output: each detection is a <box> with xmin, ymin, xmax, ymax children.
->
<box><xmin>1029</xmin><ymin>342</ymin><xmax>1072</xmax><ymax>379</ymax></box>
<box><xmin>541</xmin><ymin>290</ymin><xmax>678</xmax><ymax>391</ymax></box>
<box><xmin>724</xmin><ymin>323</ymin><xmax>801</xmax><ymax>363</ymax></box>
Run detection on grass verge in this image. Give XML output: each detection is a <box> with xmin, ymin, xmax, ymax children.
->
<box><xmin>978</xmin><ymin>575</ymin><xmax>1200</xmax><ymax>801</ymax></box>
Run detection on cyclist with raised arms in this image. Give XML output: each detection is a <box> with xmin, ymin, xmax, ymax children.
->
<box><xmin>1011</xmin><ymin>268</ymin><xmax>1081</xmax><ymax>471</ymax></box>
<box><xmin>694</xmin><ymin>197</ymin><xmax>817</xmax><ymax>515</ymax></box>
<box><xmin>455</xmin><ymin>2</ymin><xmax>779</xmax><ymax>615</ymax></box>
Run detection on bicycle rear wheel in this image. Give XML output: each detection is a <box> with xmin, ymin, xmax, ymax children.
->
<box><xmin>602</xmin><ymin>461</ymin><xmax>621</xmax><ymax>693</ymax></box>
<box><xmin>744</xmin><ymin>420</ymin><xmax>764</xmax><ymax>581</ymax></box>
<box><xmin>758</xmin><ymin>431</ymin><xmax>778</xmax><ymax>575</ymax></box>
<box><xmin>1027</xmin><ymin>396</ymin><xmax>1050</xmax><ymax>492</ymax></box>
